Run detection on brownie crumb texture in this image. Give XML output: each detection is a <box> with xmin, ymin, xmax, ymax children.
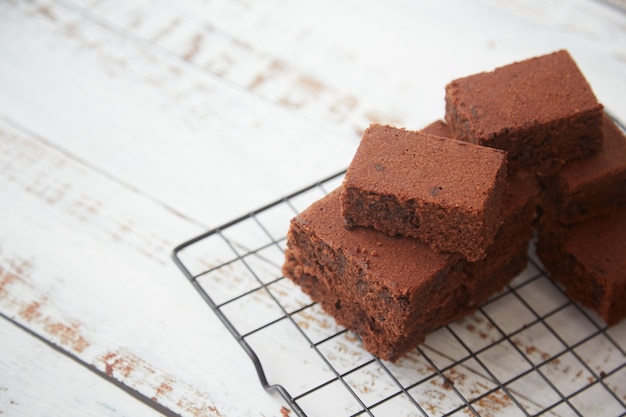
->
<box><xmin>282</xmin><ymin>49</ymin><xmax>624</xmax><ymax>362</ymax></box>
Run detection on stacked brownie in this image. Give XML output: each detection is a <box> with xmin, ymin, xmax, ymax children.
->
<box><xmin>444</xmin><ymin>49</ymin><xmax>626</xmax><ymax>327</ymax></box>
<box><xmin>536</xmin><ymin>206</ymin><xmax>626</xmax><ymax>325</ymax></box>
<box><xmin>283</xmin><ymin>189</ymin><xmax>467</xmax><ymax>360</ymax></box>
<box><xmin>283</xmin><ymin>49</ymin><xmax>625</xmax><ymax>361</ymax></box>
<box><xmin>535</xmin><ymin>115</ymin><xmax>626</xmax><ymax>325</ymax></box>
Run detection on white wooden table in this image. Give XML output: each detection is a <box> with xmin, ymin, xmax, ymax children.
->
<box><xmin>1</xmin><ymin>1</ymin><xmax>625</xmax><ymax>416</ymax></box>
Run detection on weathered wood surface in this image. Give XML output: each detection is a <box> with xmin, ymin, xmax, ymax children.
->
<box><xmin>0</xmin><ymin>0</ymin><xmax>624</xmax><ymax>415</ymax></box>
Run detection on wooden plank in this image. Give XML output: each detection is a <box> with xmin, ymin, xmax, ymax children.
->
<box><xmin>0</xmin><ymin>0</ymin><xmax>357</xmax><ymax>229</ymax></box>
<box><xmin>0</xmin><ymin>317</ymin><xmax>163</xmax><ymax>417</ymax></box>
<box><xmin>60</xmin><ymin>0</ymin><xmax>626</xmax><ymax>124</ymax></box>
<box><xmin>0</xmin><ymin>117</ymin><xmax>287</xmax><ymax>416</ymax></box>
<box><xmin>55</xmin><ymin>0</ymin><xmax>416</xmax><ymax>132</ymax></box>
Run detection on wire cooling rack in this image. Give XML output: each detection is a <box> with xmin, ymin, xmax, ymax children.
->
<box><xmin>172</xmin><ymin>170</ymin><xmax>626</xmax><ymax>417</ymax></box>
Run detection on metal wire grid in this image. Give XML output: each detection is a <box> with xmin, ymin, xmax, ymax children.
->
<box><xmin>172</xmin><ymin>170</ymin><xmax>626</xmax><ymax>417</ymax></box>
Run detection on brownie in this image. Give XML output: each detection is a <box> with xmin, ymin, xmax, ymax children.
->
<box><xmin>283</xmin><ymin>188</ymin><xmax>466</xmax><ymax>361</ymax></box>
<box><xmin>445</xmin><ymin>50</ymin><xmax>604</xmax><ymax>174</ymax></box>
<box><xmin>539</xmin><ymin>114</ymin><xmax>626</xmax><ymax>224</ymax></box>
<box><xmin>537</xmin><ymin>207</ymin><xmax>626</xmax><ymax>325</ymax></box>
<box><xmin>420</xmin><ymin>119</ymin><xmax>455</xmax><ymax>138</ymax></box>
<box><xmin>341</xmin><ymin>124</ymin><xmax>508</xmax><ymax>262</ymax></box>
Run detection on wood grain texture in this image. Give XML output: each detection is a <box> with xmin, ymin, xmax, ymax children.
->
<box><xmin>0</xmin><ymin>0</ymin><xmax>357</xmax><ymax>228</ymax></box>
<box><xmin>0</xmin><ymin>118</ymin><xmax>285</xmax><ymax>416</ymax></box>
<box><xmin>0</xmin><ymin>319</ymin><xmax>163</xmax><ymax>417</ymax></box>
<box><xmin>1</xmin><ymin>0</ymin><xmax>625</xmax><ymax>415</ymax></box>
<box><xmin>59</xmin><ymin>0</ymin><xmax>626</xmax><ymax>126</ymax></box>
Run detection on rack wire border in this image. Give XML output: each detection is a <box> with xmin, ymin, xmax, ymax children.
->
<box><xmin>172</xmin><ymin>170</ymin><xmax>346</xmax><ymax>416</ymax></box>
<box><xmin>172</xmin><ymin>156</ymin><xmax>626</xmax><ymax>416</ymax></box>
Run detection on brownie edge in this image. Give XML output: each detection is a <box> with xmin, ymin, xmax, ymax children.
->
<box><xmin>539</xmin><ymin>114</ymin><xmax>626</xmax><ymax>224</ymax></box>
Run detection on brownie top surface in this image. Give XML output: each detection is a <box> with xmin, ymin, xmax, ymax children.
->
<box><xmin>557</xmin><ymin>115</ymin><xmax>626</xmax><ymax>190</ymax></box>
<box><xmin>446</xmin><ymin>50</ymin><xmax>602</xmax><ymax>137</ymax></box>
<box><xmin>559</xmin><ymin>204</ymin><xmax>626</xmax><ymax>277</ymax></box>
<box><xmin>293</xmin><ymin>188</ymin><xmax>458</xmax><ymax>292</ymax></box>
<box><xmin>344</xmin><ymin>124</ymin><xmax>506</xmax><ymax>211</ymax></box>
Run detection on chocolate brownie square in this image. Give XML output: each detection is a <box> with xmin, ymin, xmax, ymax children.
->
<box><xmin>539</xmin><ymin>114</ymin><xmax>626</xmax><ymax>224</ymax></box>
<box><xmin>283</xmin><ymin>188</ymin><xmax>466</xmax><ymax>361</ymax></box>
<box><xmin>537</xmin><ymin>207</ymin><xmax>626</xmax><ymax>325</ymax></box>
<box><xmin>420</xmin><ymin>119</ymin><xmax>455</xmax><ymax>138</ymax></box>
<box><xmin>445</xmin><ymin>50</ymin><xmax>604</xmax><ymax>174</ymax></box>
<box><xmin>341</xmin><ymin>124</ymin><xmax>507</xmax><ymax>261</ymax></box>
